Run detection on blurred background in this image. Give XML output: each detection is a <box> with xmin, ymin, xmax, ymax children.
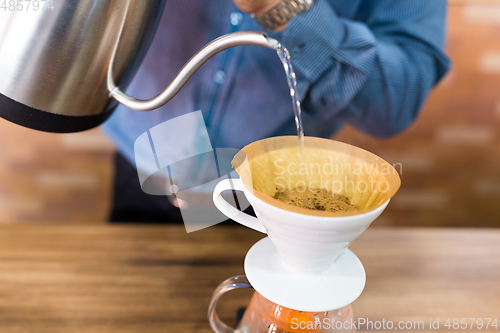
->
<box><xmin>0</xmin><ymin>0</ymin><xmax>498</xmax><ymax>227</ymax></box>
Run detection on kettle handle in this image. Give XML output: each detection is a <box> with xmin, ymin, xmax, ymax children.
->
<box><xmin>108</xmin><ymin>31</ymin><xmax>279</xmax><ymax>111</ymax></box>
<box><xmin>208</xmin><ymin>275</ymin><xmax>254</xmax><ymax>333</ymax></box>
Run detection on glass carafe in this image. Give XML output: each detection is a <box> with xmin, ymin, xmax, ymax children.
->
<box><xmin>208</xmin><ymin>276</ymin><xmax>355</xmax><ymax>333</ymax></box>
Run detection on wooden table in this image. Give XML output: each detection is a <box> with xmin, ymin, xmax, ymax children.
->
<box><xmin>0</xmin><ymin>225</ymin><xmax>498</xmax><ymax>333</ymax></box>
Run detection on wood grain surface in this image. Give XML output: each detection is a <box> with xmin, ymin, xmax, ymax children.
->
<box><xmin>0</xmin><ymin>225</ymin><xmax>498</xmax><ymax>333</ymax></box>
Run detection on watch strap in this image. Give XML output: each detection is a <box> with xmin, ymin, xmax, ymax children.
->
<box><xmin>252</xmin><ymin>0</ymin><xmax>315</xmax><ymax>31</ymax></box>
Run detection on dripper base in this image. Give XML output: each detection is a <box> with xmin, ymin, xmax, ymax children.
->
<box><xmin>244</xmin><ymin>237</ymin><xmax>366</xmax><ymax>312</ymax></box>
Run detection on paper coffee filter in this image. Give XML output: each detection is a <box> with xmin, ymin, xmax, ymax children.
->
<box><xmin>232</xmin><ymin>136</ymin><xmax>400</xmax><ymax>217</ymax></box>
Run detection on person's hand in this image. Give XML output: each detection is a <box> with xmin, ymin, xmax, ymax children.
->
<box><xmin>233</xmin><ymin>0</ymin><xmax>282</xmax><ymax>16</ymax></box>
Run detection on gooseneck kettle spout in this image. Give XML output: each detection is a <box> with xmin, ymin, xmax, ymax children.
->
<box><xmin>109</xmin><ymin>32</ymin><xmax>280</xmax><ymax>112</ymax></box>
<box><xmin>0</xmin><ymin>1</ymin><xmax>280</xmax><ymax>133</ymax></box>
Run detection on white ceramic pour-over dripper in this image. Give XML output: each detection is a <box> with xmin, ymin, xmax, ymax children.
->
<box><xmin>212</xmin><ymin>136</ymin><xmax>400</xmax><ymax>311</ymax></box>
<box><xmin>214</xmin><ymin>180</ymin><xmax>389</xmax><ymax>312</ymax></box>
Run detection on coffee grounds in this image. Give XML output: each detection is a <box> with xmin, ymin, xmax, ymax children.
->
<box><xmin>273</xmin><ymin>187</ymin><xmax>358</xmax><ymax>212</ymax></box>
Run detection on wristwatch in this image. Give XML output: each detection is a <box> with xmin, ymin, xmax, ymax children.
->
<box><xmin>252</xmin><ymin>0</ymin><xmax>315</xmax><ymax>31</ymax></box>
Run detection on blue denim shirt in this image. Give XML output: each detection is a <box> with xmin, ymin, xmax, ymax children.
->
<box><xmin>102</xmin><ymin>0</ymin><xmax>450</xmax><ymax>165</ymax></box>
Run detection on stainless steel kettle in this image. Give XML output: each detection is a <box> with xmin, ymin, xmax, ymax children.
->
<box><xmin>0</xmin><ymin>0</ymin><xmax>279</xmax><ymax>133</ymax></box>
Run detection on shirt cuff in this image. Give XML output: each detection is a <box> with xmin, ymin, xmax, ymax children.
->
<box><xmin>265</xmin><ymin>0</ymin><xmax>345</xmax><ymax>83</ymax></box>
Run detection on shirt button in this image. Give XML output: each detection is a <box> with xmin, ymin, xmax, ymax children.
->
<box><xmin>230</xmin><ymin>12</ymin><xmax>243</xmax><ymax>26</ymax></box>
<box><xmin>291</xmin><ymin>46</ymin><xmax>302</xmax><ymax>57</ymax></box>
<box><xmin>213</xmin><ymin>70</ymin><xmax>226</xmax><ymax>84</ymax></box>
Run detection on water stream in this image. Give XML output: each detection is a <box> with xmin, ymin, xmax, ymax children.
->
<box><xmin>277</xmin><ymin>44</ymin><xmax>309</xmax><ymax>200</ymax></box>
<box><xmin>277</xmin><ymin>44</ymin><xmax>304</xmax><ymax>146</ymax></box>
